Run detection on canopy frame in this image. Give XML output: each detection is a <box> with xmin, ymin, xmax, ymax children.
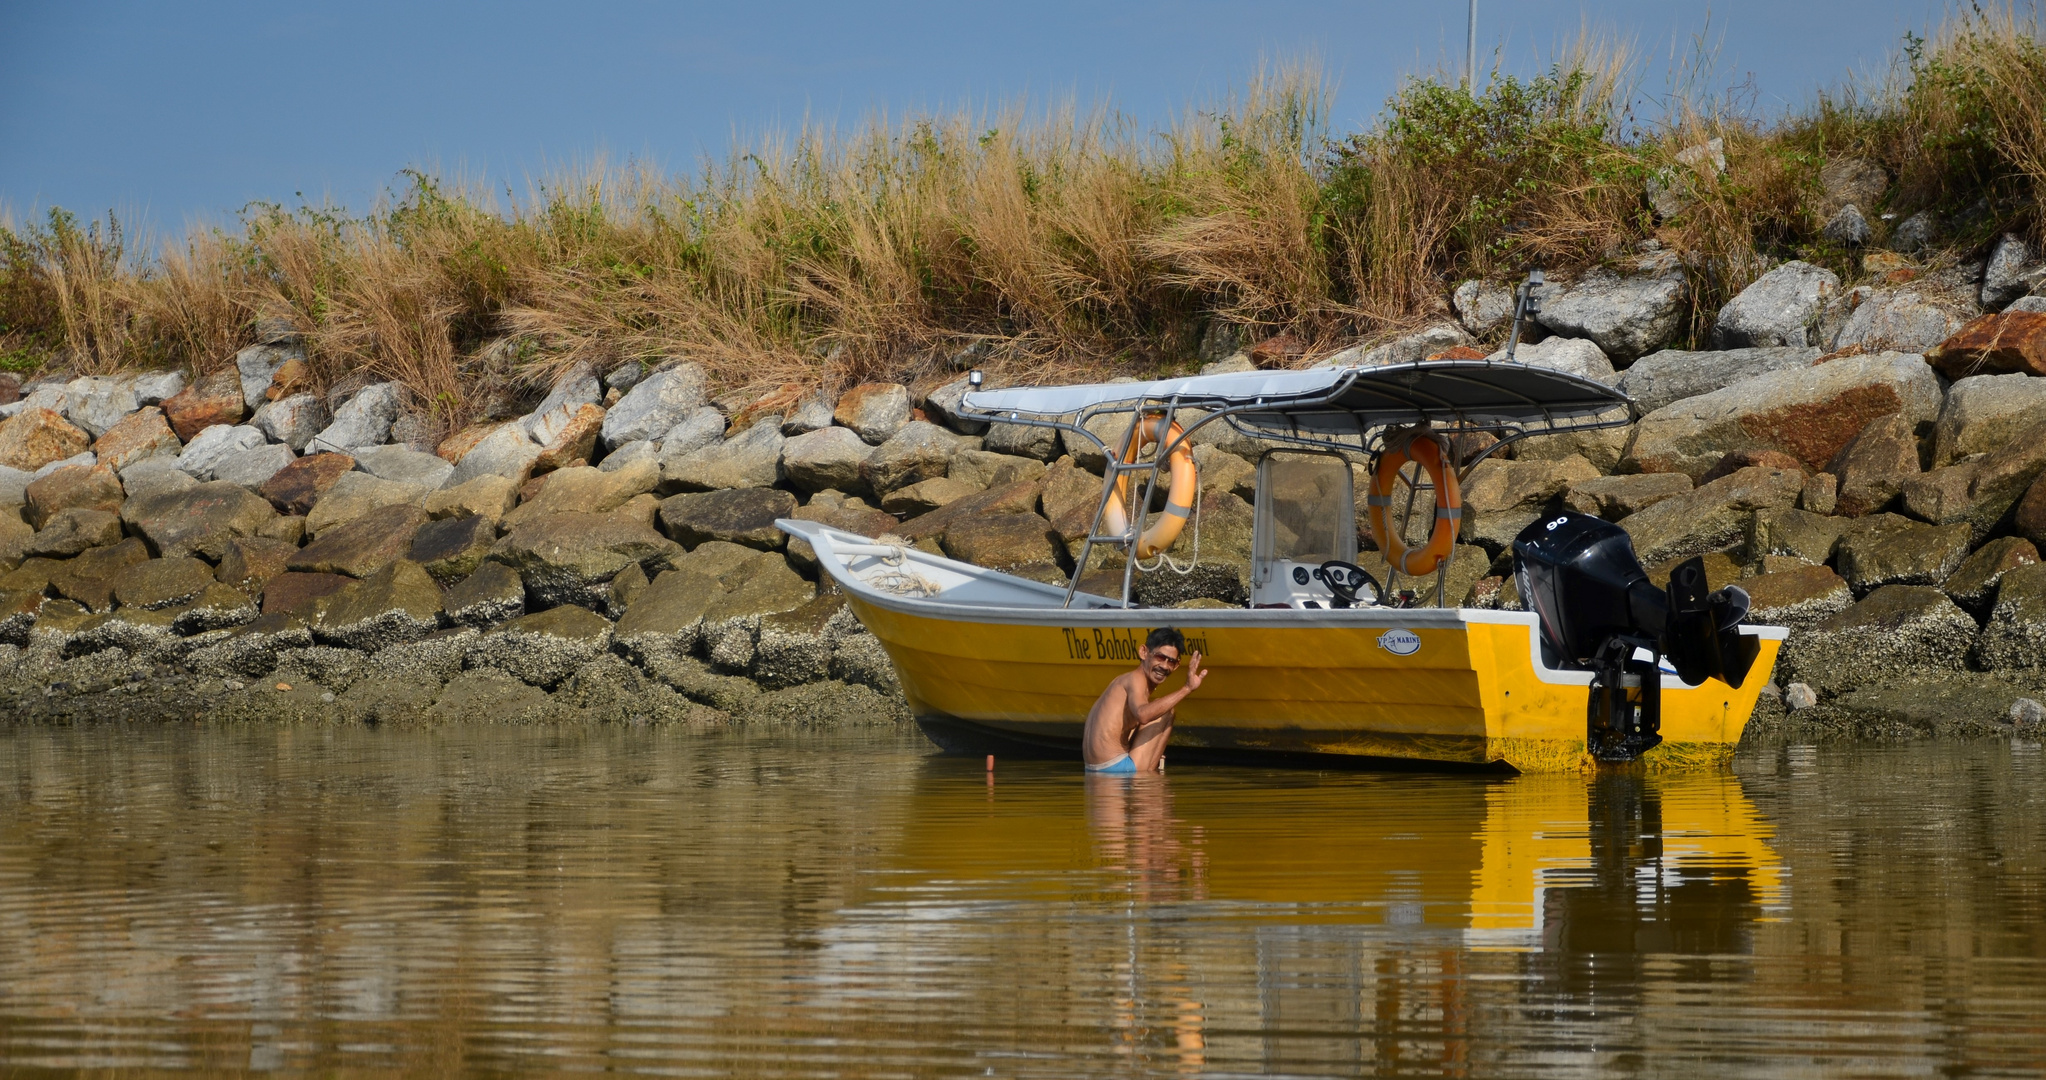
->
<box><xmin>956</xmin><ymin>360</ymin><xmax>1640</xmax><ymax>609</ymax></box>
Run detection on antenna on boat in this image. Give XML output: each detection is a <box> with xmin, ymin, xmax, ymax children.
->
<box><xmin>1504</xmin><ymin>267</ymin><xmax>1543</xmax><ymax>363</ymax></box>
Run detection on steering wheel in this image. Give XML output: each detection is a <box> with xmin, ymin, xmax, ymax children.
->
<box><xmin>1316</xmin><ymin>561</ymin><xmax>1382</xmax><ymax>609</ymax></box>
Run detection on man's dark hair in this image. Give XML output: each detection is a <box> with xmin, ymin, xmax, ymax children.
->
<box><xmin>1145</xmin><ymin>627</ymin><xmax>1186</xmax><ymax>654</ymax></box>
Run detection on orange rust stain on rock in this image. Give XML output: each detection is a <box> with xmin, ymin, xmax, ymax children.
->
<box><xmin>1736</xmin><ymin>384</ymin><xmax>1905</xmax><ymax>473</ymax></box>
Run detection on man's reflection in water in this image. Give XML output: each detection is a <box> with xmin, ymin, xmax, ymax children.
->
<box><xmin>1539</xmin><ymin>771</ymin><xmax>1763</xmax><ymax>1004</ymax></box>
<box><xmin>1085</xmin><ymin>773</ymin><xmax>1208</xmax><ymax>903</ymax></box>
<box><xmin>1086</xmin><ymin>773</ymin><xmax>1209</xmax><ymax>1072</ymax></box>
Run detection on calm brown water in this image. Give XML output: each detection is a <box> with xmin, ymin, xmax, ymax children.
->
<box><xmin>1</xmin><ymin>725</ymin><xmax>2043</xmax><ymax>1077</ymax></box>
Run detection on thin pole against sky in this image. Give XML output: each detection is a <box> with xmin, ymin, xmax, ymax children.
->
<box><xmin>1466</xmin><ymin>0</ymin><xmax>1477</xmax><ymax>90</ymax></box>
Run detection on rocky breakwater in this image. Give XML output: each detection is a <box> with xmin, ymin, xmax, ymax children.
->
<box><xmin>7</xmin><ymin>223</ymin><xmax>2046</xmax><ymax>743</ymax></box>
<box><xmin>0</xmin><ymin>335</ymin><xmax>1274</xmax><ymax>728</ymax></box>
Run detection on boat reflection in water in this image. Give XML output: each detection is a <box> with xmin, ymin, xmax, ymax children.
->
<box><xmin>852</xmin><ymin>763</ymin><xmax>1786</xmax><ymax>1073</ymax></box>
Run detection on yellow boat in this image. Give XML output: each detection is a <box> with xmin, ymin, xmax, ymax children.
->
<box><xmin>780</xmin><ymin>359</ymin><xmax>1783</xmax><ymax>773</ymax></box>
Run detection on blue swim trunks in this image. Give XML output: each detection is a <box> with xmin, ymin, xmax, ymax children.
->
<box><xmin>1085</xmin><ymin>754</ymin><xmax>1138</xmax><ymax>775</ymax></box>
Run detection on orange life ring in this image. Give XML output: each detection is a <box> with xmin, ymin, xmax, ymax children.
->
<box><xmin>1102</xmin><ymin>415</ymin><xmax>1198</xmax><ymax>560</ymax></box>
<box><xmin>1367</xmin><ymin>431</ymin><xmax>1462</xmax><ymax>577</ymax></box>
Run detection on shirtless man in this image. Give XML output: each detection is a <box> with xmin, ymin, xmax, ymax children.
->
<box><xmin>1082</xmin><ymin>627</ymin><xmax>1208</xmax><ymax>775</ymax></box>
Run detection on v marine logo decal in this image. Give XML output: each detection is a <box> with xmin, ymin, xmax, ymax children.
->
<box><xmin>1377</xmin><ymin>629</ymin><xmax>1421</xmax><ymax>656</ymax></box>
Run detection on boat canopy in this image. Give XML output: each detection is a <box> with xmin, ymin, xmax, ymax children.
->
<box><xmin>960</xmin><ymin>359</ymin><xmax>1635</xmax><ymax>435</ymax></box>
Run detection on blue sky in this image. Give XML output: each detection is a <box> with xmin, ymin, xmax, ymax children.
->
<box><xmin>0</xmin><ymin>1</ymin><xmax>1983</xmax><ymax>235</ymax></box>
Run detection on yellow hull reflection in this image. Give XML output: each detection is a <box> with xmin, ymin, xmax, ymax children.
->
<box><xmin>852</xmin><ymin>597</ymin><xmax>1785</xmax><ymax>773</ymax></box>
<box><xmin>877</xmin><ymin>765</ymin><xmax>1786</xmax><ymax>947</ymax></box>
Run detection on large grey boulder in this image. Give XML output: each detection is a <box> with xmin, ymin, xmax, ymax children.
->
<box><xmin>1315</xmin><ymin>323</ymin><xmax>1473</xmax><ymax>368</ymax></box>
<box><xmin>780</xmin><ymin>425</ymin><xmax>872</xmax><ymax>493</ymax></box>
<box><xmin>921</xmin><ymin>377</ymin><xmax>987</xmax><ymax>435</ymax></box>
<box><xmin>661</xmin><ymin>419</ymin><xmax>785</xmax><ymax>492</ymax></box>
<box><xmin>503</xmin><ymin>462</ymin><xmax>660</xmax><ymax>528</ymax></box>
<box><xmin>175</xmin><ymin>424</ymin><xmax>268</xmax><ymax>480</ymax></box>
<box><xmin>113</xmin><ymin>556</ymin><xmax>222</xmax><ymax>611</ymax></box>
<box><xmin>292</xmin><ymin>502</ymin><xmax>429</xmax><ymax>579</ymax></box>
<box><xmin>751</xmin><ymin>595</ymin><xmax>850</xmax><ymax>688</ymax></box>
<box><xmin>250</xmin><ymin>393</ymin><xmax>329</xmax><ymax>451</ymax></box>
<box><xmin>307</xmin><ymin>560</ymin><xmax>444</xmax><ymax>652</ymax></box>
<box><xmin>117</xmin><ymin>459</ymin><xmax>197</xmax><ymax>502</ymax></box>
<box><xmin>352</xmin><ymin>445</ymin><xmax>455</xmax><ymax>488</ymax></box>
<box><xmin>1943</xmin><ymin>535</ymin><xmax>2039</xmax><ymax>617</ymax></box>
<box><xmin>982</xmin><ymin>418</ymin><xmax>1061</xmax><ymax>461</ymax></box>
<box><xmin>1615</xmin><ymin>346</ymin><xmax>1822</xmax><ymax>414</ymax></box>
<box><xmin>33</xmin><ymin>450</ymin><xmax>95</xmax><ymax>479</ymax></box>
<box><xmin>1893</xmin><ymin>211</ymin><xmax>1940</xmax><ymax>252</ymax></box>
<box><xmin>445</xmin><ymin>560</ymin><xmax>525</xmax><ymax>627</ymax></box>
<box><xmin>1983</xmin><ymin>234</ymin><xmax>2044</xmax><ymax>310</ymax></box>
<box><xmin>210</xmin><ymin>442</ymin><xmax>297</xmax><ymax>490</ymax></box>
<box><xmin>1452</xmin><ymin>279</ymin><xmax>1516</xmax><ymax>338</ymax></box>
<box><xmin>444</xmin><ymin>423</ymin><xmax>542</xmax><ymax>488</ymax></box>
<box><xmin>659</xmin><ymin>487</ymin><xmax>799</xmax><ymax>551</ymax></box>
<box><xmin>1711</xmin><ymin>262</ymin><xmax>1841</xmax><ymax>348</ymax></box>
<box><xmin>1484</xmin><ymin>336</ymin><xmax>1617</xmax><ymax>385</ymax></box>
<box><xmin>488</xmin><ymin>511</ymin><xmax>683</xmax><ymax>608</ymax></box>
<box><xmin>234</xmin><ymin>344</ymin><xmax>300</xmax><ymax>408</ymax></box>
<box><xmin>950</xmin><ymin>448</ymin><xmax>1047</xmax><ymax>491</ymax></box>
<box><xmin>121</xmin><ymin>481</ymin><xmax>278</xmax><ymax>560</ymax></box>
<box><xmin>861</xmin><ymin>420</ymin><xmax>965</xmax><ymax>495</ymax></box>
<box><xmin>657</xmin><ymin>406</ymin><xmax>727</xmax><ymax>457</ymax></box>
<box><xmin>781</xmin><ymin>391</ymin><xmax>836</xmax><ymax>436</ymax></box>
<box><xmin>1777</xmin><ymin>584</ymin><xmax>1977</xmax><ymax>694</ymax></box>
<box><xmin>603</xmin><ymin>360</ymin><xmax>649</xmax><ymax>393</ymax></box>
<box><xmin>304</xmin><ymin>471</ymin><xmax>429</xmax><ymax>536</ymax></box>
<box><xmin>1058</xmin><ymin>412</ymin><xmax>1138</xmax><ymax>473</ymax></box>
<box><xmin>87</xmin><ymin>406</ymin><xmax>182</xmax><ymax>473</ymax></box>
<box><xmin>0</xmin><ymin>464</ymin><xmax>28</xmax><ymax>507</ymax></box>
<box><xmin>1822</xmin><ymin>203</ymin><xmax>1872</xmax><ymax>246</ymax></box>
<box><xmin>613</xmin><ymin>566</ymin><xmax>720</xmax><ymax>662</ymax></box>
<box><xmin>833</xmin><ymin>382</ymin><xmax>914</xmax><ymax>444</ymax></box>
<box><xmin>519</xmin><ymin>365</ymin><xmax>602</xmax><ymax>442</ymax></box>
<box><xmin>1564</xmin><ymin>472</ymin><xmax>1694</xmax><ymax>520</ymax></box>
<box><xmin>307</xmin><ymin>382</ymin><xmax>403</xmax><ymax>453</ymax></box>
<box><xmin>1973</xmin><ymin>562</ymin><xmax>2046</xmax><ymax>670</ymax></box>
<box><xmin>1833</xmin><ymin>514</ymin><xmax>1973</xmax><ymax>593</ymax></box>
<box><xmin>1901</xmin><ymin>426</ymin><xmax>2046</xmax><ymax>539</ymax></box>
<box><xmin>1933</xmin><ymin>373</ymin><xmax>2046</xmax><ymax>466</ymax></box>
<box><xmin>61</xmin><ymin>376</ymin><xmax>139</xmax><ymax>438</ymax></box>
<box><xmin>1832</xmin><ymin>288</ymin><xmax>1972</xmax><ymax>353</ymax></box>
<box><xmin>1741</xmin><ymin>564</ymin><xmax>1853</xmax><ymax>629</ymax></box>
<box><xmin>699</xmin><ymin>556</ymin><xmax>817</xmax><ymax>670</ymax></box>
<box><xmin>1535</xmin><ymin>266</ymin><xmax>1685</xmax><ymax>361</ymax></box>
<box><xmin>1748</xmin><ymin>506</ymin><xmax>1849</xmax><ymax>564</ymax></box>
<box><xmin>467</xmin><ymin>604</ymin><xmax>614</xmax><ymax>689</ymax></box>
<box><xmin>130</xmin><ymin>370</ymin><xmax>184</xmax><ymax>406</ymax></box>
<box><xmin>1620</xmin><ymin>465</ymin><xmax>1804</xmax><ymax>565</ymax></box>
<box><xmin>1463</xmin><ymin>455</ymin><xmax>1599</xmax><ymax>515</ymax></box>
<box><xmin>599</xmin><ymin>363</ymin><xmax>707</xmax><ymax>450</ymax></box>
<box><xmin>1830</xmin><ymin>412</ymin><xmax>1921</xmax><ymax>517</ymax></box>
<box><xmin>1625</xmin><ymin>351</ymin><xmax>1942</xmax><ymax>480</ymax></box>
<box><xmin>599</xmin><ymin>439</ymin><xmax>659</xmax><ymax>473</ymax></box>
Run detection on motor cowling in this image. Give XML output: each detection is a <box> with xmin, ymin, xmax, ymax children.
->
<box><xmin>1512</xmin><ymin>511</ymin><xmax>1761</xmax><ymax>761</ymax></box>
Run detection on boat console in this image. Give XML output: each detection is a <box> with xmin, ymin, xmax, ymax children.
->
<box><xmin>1249</xmin><ymin>451</ymin><xmax>1377</xmax><ymax>608</ymax></box>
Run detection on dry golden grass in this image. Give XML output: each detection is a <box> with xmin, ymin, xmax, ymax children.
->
<box><xmin>2</xmin><ymin>9</ymin><xmax>2043</xmax><ymax>423</ymax></box>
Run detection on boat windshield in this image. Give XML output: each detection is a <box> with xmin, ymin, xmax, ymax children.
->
<box><xmin>1252</xmin><ymin>451</ymin><xmax>1357</xmax><ymax>599</ymax></box>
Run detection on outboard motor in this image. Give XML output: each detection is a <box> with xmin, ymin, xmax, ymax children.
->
<box><xmin>1513</xmin><ymin>512</ymin><xmax>1761</xmax><ymax>762</ymax></box>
